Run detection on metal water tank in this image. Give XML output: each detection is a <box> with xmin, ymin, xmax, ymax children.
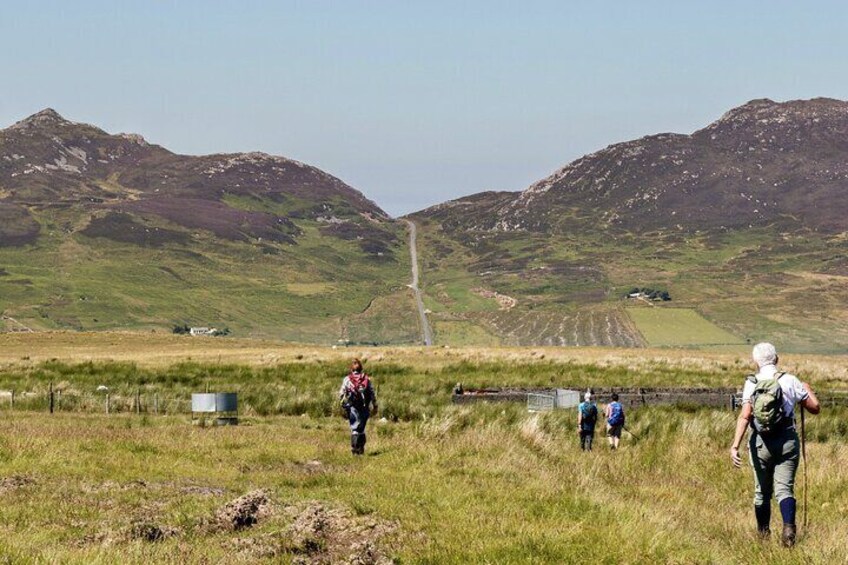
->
<box><xmin>191</xmin><ymin>392</ymin><xmax>238</xmax><ymax>425</ymax></box>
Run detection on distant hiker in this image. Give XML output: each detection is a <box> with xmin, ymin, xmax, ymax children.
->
<box><xmin>604</xmin><ymin>393</ymin><xmax>625</xmax><ymax>450</ymax></box>
<box><xmin>729</xmin><ymin>342</ymin><xmax>820</xmax><ymax>546</ymax></box>
<box><xmin>577</xmin><ymin>391</ymin><xmax>598</xmax><ymax>451</ymax></box>
<box><xmin>339</xmin><ymin>359</ymin><xmax>378</xmax><ymax>455</ymax></box>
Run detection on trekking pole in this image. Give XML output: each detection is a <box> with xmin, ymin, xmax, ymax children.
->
<box><xmin>623</xmin><ymin>426</ymin><xmax>641</xmax><ymax>440</ymax></box>
<box><xmin>801</xmin><ymin>407</ymin><xmax>808</xmax><ymax>531</ymax></box>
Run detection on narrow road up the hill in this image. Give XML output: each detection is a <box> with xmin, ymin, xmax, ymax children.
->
<box><xmin>403</xmin><ymin>220</ymin><xmax>433</xmax><ymax>346</ymax></box>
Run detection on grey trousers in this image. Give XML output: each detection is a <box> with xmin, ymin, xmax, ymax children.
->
<box><xmin>749</xmin><ymin>428</ymin><xmax>800</xmax><ymax>505</ymax></box>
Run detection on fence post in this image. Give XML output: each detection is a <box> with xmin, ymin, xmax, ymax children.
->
<box><xmin>106</xmin><ymin>393</ymin><xmax>111</xmax><ymax>414</ymax></box>
<box><xmin>135</xmin><ymin>388</ymin><xmax>141</xmax><ymax>414</ymax></box>
<box><xmin>56</xmin><ymin>389</ymin><xmax>61</xmax><ymax>411</ymax></box>
<box><xmin>49</xmin><ymin>382</ymin><xmax>54</xmax><ymax>414</ymax></box>
<box><xmin>154</xmin><ymin>393</ymin><xmax>159</xmax><ymax>415</ymax></box>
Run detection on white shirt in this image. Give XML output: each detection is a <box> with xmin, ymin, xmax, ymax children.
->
<box><xmin>741</xmin><ymin>364</ymin><xmax>808</xmax><ymax>420</ymax></box>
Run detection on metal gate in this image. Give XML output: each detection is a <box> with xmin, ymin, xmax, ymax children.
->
<box><xmin>527</xmin><ymin>389</ymin><xmax>580</xmax><ymax>412</ymax></box>
<box><xmin>527</xmin><ymin>393</ymin><xmax>556</xmax><ymax>412</ymax></box>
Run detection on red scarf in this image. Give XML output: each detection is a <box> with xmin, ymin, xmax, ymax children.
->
<box><xmin>347</xmin><ymin>371</ymin><xmax>369</xmax><ymax>391</ymax></box>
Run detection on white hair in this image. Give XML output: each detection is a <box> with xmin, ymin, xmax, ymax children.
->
<box><xmin>584</xmin><ymin>391</ymin><xmax>593</xmax><ymax>402</ymax></box>
<box><xmin>752</xmin><ymin>342</ymin><xmax>778</xmax><ymax>368</ymax></box>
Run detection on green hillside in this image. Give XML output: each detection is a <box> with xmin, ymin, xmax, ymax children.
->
<box><xmin>0</xmin><ymin>110</ymin><xmax>419</xmax><ymax>344</ymax></box>
<box><xmin>408</xmin><ymin>218</ymin><xmax>847</xmax><ymax>353</ymax></box>
<box><xmin>0</xmin><ymin>209</ymin><xmax>417</xmax><ymax>343</ymax></box>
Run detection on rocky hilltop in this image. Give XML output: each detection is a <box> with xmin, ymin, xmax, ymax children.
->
<box><xmin>0</xmin><ymin>108</ymin><xmax>389</xmax><ymax>250</ymax></box>
<box><xmin>420</xmin><ymin>98</ymin><xmax>848</xmax><ymax>235</ymax></box>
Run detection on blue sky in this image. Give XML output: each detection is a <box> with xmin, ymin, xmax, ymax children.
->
<box><xmin>2</xmin><ymin>1</ymin><xmax>847</xmax><ymax>216</ymax></box>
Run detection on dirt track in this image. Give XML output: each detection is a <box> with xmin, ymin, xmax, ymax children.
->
<box><xmin>403</xmin><ymin>219</ymin><xmax>433</xmax><ymax>346</ymax></box>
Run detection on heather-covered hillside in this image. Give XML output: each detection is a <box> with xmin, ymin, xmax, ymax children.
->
<box><xmin>412</xmin><ymin>99</ymin><xmax>848</xmax><ymax>353</ymax></box>
<box><xmin>0</xmin><ymin>109</ymin><xmax>417</xmax><ymax>342</ymax></box>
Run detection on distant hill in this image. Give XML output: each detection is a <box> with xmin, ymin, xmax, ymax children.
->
<box><xmin>3</xmin><ymin>101</ymin><xmax>846</xmax><ymax>352</ymax></box>
<box><xmin>0</xmin><ymin>109</ymin><xmax>419</xmax><ymax>342</ymax></box>
<box><xmin>412</xmin><ymin>99</ymin><xmax>848</xmax><ymax>353</ymax></box>
<box><xmin>421</xmin><ymin>98</ymin><xmax>848</xmax><ymax>234</ymax></box>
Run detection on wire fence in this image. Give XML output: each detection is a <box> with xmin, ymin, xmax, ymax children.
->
<box><xmin>0</xmin><ymin>387</ymin><xmax>193</xmax><ymax>415</ymax></box>
<box><xmin>0</xmin><ymin>381</ymin><xmax>342</xmax><ymax>419</ymax></box>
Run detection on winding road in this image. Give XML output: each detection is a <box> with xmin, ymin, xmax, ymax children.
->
<box><xmin>403</xmin><ymin>220</ymin><xmax>433</xmax><ymax>346</ymax></box>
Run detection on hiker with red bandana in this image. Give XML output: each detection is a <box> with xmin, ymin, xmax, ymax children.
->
<box><xmin>339</xmin><ymin>359</ymin><xmax>378</xmax><ymax>455</ymax></box>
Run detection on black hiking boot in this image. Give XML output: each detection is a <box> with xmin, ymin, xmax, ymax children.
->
<box><xmin>351</xmin><ymin>433</ymin><xmax>360</xmax><ymax>455</ymax></box>
<box><xmin>781</xmin><ymin>523</ymin><xmax>796</xmax><ymax>547</ymax></box>
<box><xmin>357</xmin><ymin>433</ymin><xmax>367</xmax><ymax>455</ymax></box>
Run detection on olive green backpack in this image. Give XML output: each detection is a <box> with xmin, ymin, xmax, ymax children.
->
<box><xmin>747</xmin><ymin>372</ymin><xmax>788</xmax><ymax>434</ymax></box>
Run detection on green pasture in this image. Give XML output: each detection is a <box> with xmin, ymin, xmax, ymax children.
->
<box><xmin>626</xmin><ymin>307</ymin><xmax>742</xmax><ymax>348</ymax></box>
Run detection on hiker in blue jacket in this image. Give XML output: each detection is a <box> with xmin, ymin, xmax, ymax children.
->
<box><xmin>604</xmin><ymin>393</ymin><xmax>625</xmax><ymax>450</ymax></box>
<box><xmin>577</xmin><ymin>391</ymin><xmax>598</xmax><ymax>451</ymax></box>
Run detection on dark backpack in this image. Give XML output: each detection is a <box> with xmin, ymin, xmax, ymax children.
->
<box><xmin>748</xmin><ymin>372</ymin><xmax>788</xmax><ymax>434</ymax></box>
<box><xmin>580</xmin><ymin>403</ymin><xmax>597</xmax><ymax>428</ymax></box>
<box><xmin>344</xmin><ymin>374</ymin><xmax>371</xmax><ymax>408</ymax></box>
<box><xmin>607</xmin><ymin>402</ymin><xmax>625</xmax><ymax>427</ymax></box>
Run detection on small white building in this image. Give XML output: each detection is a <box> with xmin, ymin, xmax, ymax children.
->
<box><xmin>190</xmin><ymin>327</ymin><xmax>217</xmax><ymax>336</ymax></box>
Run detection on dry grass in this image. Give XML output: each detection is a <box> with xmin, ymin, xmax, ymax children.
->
<box><xmin>1</xmin><ymin>332</ymin><xmax>845</xmax><ymax>387</ymax></box>
<box><xmin>0</xmin><ymin>334</ymin><xmax>846</xmax><ymax>562</ymax></box>
<box><xmin>0</xmin><ymin>406</ymin><xmax>845</xmax><ymax>563</ymax></box>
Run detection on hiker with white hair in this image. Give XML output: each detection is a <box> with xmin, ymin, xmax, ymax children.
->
<box><xmin>729</xmin><ymin>342</ymin><xmax>820</xmax><ymax>547</ymax></box>
<box><xmin>577</xmin><ymin>390</ymin><xmax>598</xmax><ymax>451</ymax></box>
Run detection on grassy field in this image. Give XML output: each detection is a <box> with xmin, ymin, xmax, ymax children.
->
<box><xmin>0</xmin><ymin>334</ymin><xmax>846</xmax><ymax>562</ymax></box>
<box><xmin>1</xmin><ymin>407</ymin><xmax>847</xmax><ymax>564</ymax></box>
<box><xmin>626</xmin><ymin>307</ymin><xmax>742</xmax><ymax>348</ymax></box>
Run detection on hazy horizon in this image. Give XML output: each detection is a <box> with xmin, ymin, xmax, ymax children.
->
<box><xmin>3</xmin><ymin>1</ymin><xmax>848</xmax><ymax>216</ymax></box>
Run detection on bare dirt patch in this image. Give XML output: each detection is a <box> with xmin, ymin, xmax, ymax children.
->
<box><xmin>0</xmin><ymin>475</ymin><xmax>35</xmax><ymax>492</ymax></box>
<box><xmin>213</xmin><ymin>489</ymin><xmax>274</xmax><ymax>531</ymax></box>
<box><xmin>284</xmin><ymin>501</ymin><xmax>396</xmax><ymax>564</ymax></box>
<box><xmin>221</xmin><ymin>497</ymin><xmax>396</xmax><ymax>564</ymax></box>
<box><xmin>127</xmin><ymin>520</ymin><xmax>181</xmax><ymax>543</ymax></box>
<box><xmin>472</xmin><ymin>287</ymin><xmax>517</xmax><ymax>310</ymax></box>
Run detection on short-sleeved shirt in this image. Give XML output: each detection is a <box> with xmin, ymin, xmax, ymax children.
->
<box><xmin>578</xmin><ymin>401</ymin><xmax>597</xmax><ymax>431</ymax></box>
<box><xmin>741</xmin><ymin>364</ymin><xmax>808</xmax><ymax>421</ymax></box>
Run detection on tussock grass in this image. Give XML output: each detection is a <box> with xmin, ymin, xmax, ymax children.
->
<box><xmin>0</xmin><ymin>337</ymin><xmax>845</xmax><ymax>562</ymax></box>
<box><xmin>5</xmin><ymin>406</ymin><xmax>844</xmax><ymax>562</ymax></box>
